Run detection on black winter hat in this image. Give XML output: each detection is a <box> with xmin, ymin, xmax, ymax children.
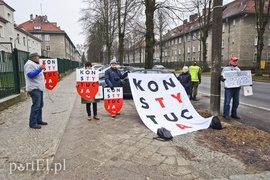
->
<box><xmin>85</xmin><ymin>62</ymin><xmax>92</xmax><ymax>67</ymax></box>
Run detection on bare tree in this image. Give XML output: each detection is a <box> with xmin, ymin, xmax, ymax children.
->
<box><xmin>116</xmin><ymin>0</ymin><xmax>141</xmax><ymax>65</ymax></box>
<box><xmin>254</xmin><ymin>0</ymin><xmax>270</xmax><ymax>76</ymax></box>
<box><xmin>80</xmin><ymin>0</ymin><xmax>117</xmax><ymax>64</ymax></box>
<box><xmin>143</xmin><ymin>0</ymin><xmax>187</xmax><ymax>69</ymax></box>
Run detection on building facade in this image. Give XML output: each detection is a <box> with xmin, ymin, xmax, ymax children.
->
<box><xmin>126</xmin><ymin>0</ymin><xmax>270</xmax><ymax>70</ymax></box>
<box><xmin>19</xmin><ymin>14</ymin><xmax>81</xmax><ymax>62</ymax></box>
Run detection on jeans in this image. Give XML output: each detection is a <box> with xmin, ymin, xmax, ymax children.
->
<box><xmin>223</xmin><ymin>88</ymin><xmax>240</xmax><ymax>117</ymax></box>
<box><xmin>86</xmin><ymin>103</ymin><xmax>97</xmax><ymax>116</ymax></box>
<box><xmin>29</xmin><ymin>89</ymin><xmax>44</xmax><ymax>127</ymax></box>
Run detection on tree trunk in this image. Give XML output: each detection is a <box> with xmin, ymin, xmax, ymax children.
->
<box><xmin>210</xmin><ymin>0</ymin><xmax>223</xmax><ymax>116</ymax></box>
<box><xmin>144</xmin><ymin>0</ymin><xmax>156</xmax><ymax>69</ymax></box>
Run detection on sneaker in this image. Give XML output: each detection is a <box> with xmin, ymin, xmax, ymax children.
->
<box><xmin>38</xmin><ymin>122</ymin><xmax>48</xmax><ymax>125</ymax></box>
<box><xmin>223</xmin><ymin>116</ymin><xmax>231</xmax><ymax>120</ymax></box>
<box><xmin>112</xmin><ymin>115</ymin><xmax>116</xmax><ymax>118</ymax></box>
<box><xmin>93</xmin><ymin>115</ymin><xmax>100</xmax><ymax>120</ymax></box>
<box><xmin>87</xmin><ymin>116</ymin><xmax>92</xmax><ymax>121</ymax></box>
<box><xmin>231</xmin><ymin>115</ymin><xmax>240</xmax><ymax>119</ymax></box>
<box><xmin>30</xmin><ymin>125</ymin><xmax>41</xmax><ymax>129</ymax></box>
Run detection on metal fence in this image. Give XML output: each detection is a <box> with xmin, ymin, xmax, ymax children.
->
<box><xmin>0</xmin><ymin>49</ymin><xmax>82</xmax><ymax>100</ymax></box>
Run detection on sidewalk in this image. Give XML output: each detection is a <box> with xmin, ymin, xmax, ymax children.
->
<box><xmin>0</xmin><ymin>72</ymin><xmax>270</xmax><ymax>179</ymax></box>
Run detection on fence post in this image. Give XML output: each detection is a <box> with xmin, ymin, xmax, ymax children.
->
<box><xmin>12</xmin><ymin>48</ymin><xmax>20</xmax><ymax>94</ymax></box>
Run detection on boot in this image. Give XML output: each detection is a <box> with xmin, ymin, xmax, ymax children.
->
<box><xmin>193</xmin><ymin>95</ymin><xmax>199</xmax><ymax>101</ymax></box>
<box><xmin>189</xmin><ymin>95</ymin><xmax>193</xmax><ymax>100</ymax></box>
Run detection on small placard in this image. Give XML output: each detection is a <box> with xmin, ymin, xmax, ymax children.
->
<box><xmin>243</xmin><ymin>86</ymin><xmax>253</xmax><ymax>96</ymax></box>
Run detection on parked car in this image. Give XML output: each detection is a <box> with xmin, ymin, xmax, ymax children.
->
<box><xmin>152</xmin><ymin>65</ymin><xmax>165</xmax><ymax>70</ymax></box>
<box><xmin>92</xmin><ymin>64</ymin><xmax>103</xmax><ymax>70</ymax></box>
<box><xmin>99</xmin><ymin>68</ymin><xmax>173</xmax><ymax>97</ymax></box>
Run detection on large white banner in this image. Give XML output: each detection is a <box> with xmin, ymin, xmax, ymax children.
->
<box><xmin>128</xmin><ymin>73</ymin><xmax>212</xmax><ymax>136</ymax></box>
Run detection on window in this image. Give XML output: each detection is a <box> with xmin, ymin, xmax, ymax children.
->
<box><xmin>46</xmin><ymin>46</ymin><xmax>51</xmax><ymax>51</ymax></box>
<box><xmin>34</xmin><ymin>34</ymin><xmax>42</xmax><ymax>40</ymax></box>
<box><xmin>222</xmin><ymin>23</ymin><xmax>225</xmax><ymax>32</ymax></box>
<box><xmin>222</xmin><ymin>39</ymin><xmax>224</xmax><ymax>48</ymax></box>
<box><xmin>23</xmin><ymin>37</ymin><xmax>26</xmax><ymax>46</ymax></box>
<box><xmin>0</xmin><ymin>25</ymin><xmax>4</xmax><ymax>37</ymax></box>
<box><xmin>198</xmin><ymin>44</ymin><xmax>200</xmax><ymax>52</ymax></box>
<box><xmin>45</xmin><ymin>35</ymin><xmax>50</xmax><ymax>41</ymax></box>
<box><xmin>267</xmin><ymin>53</ymin><xmax>270</xmax><ymax>62</ymax></box>
<box><xmin>178</xmin><ymin>49</ymin><xmax>181</xmax><ymax>54</ymax></box>
<box><xmin>192</xmin><ymin>57</ymin><xmax>196</xmax><ymax>61</ymax></box>
<box><xmin>10</xmin><ymin>37</ymin><xmax>13</xmax><ymax>42</ymax></box>
<box><xmin>187</xmin><ymin>46</ymin><xmax>191</xmax><ymax>53</ymax></box>
<box><xmin>187</xmin><ymin>57</ymin><xmax>191</xmax><ymax>61</ymax></box>
<box><xmin>192</xmin><ymin>45</ymin><xmax>196</xmax><ymax>52</ymax></box>
<box><xmin>179</xmin><ymin>37</ymin><xmax>181</xmax><ymax>44</ymax></box>
<box><xmin>34</xmin><ymin>26</ymin><xmax>41</xmax><ymax>30</ymax></box>
<box><xmin>233</xmin><ymin>20</ymin><xmax>236</xmax><ymax>27</ymax></box>
<box><xmin>17</xmin><ymin>34</ymin><xmax>20</xmax><ymax>44</ymax></box>
<box><xmin>268</xmin><ymin>37</ymin><xmax>270</xmax><ymax>46</ymax></box>
<box><xmin>254</xmin><ymin>36</ymin><xmax>258</xmax><ymax>46</ymax></box>
<box><xmin>253</xmin><ymin>52</ymin><xmax>257</xmax><ymax>62</ymax></box>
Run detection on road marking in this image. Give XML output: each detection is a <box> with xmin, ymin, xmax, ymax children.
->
<box><xmin>199</xmin><ymin>91</ymin><xmax>270</xmax><ymax>112</ymax></box>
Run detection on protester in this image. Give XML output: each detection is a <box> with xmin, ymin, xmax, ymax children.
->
<box><xmin>177</xmin><ymin>66</ymin><xmax>191</xmax><ymax>96</ymax></box>
<box><xmin>221</xmin><ymin>56</ymin><xmax>241</xmax><ymax>120</ymax></box>
<box><xmin>104</xmin><ymin>59</ymin><xmax>128</xmax><ymax>117</ymax></box>
<box><xmin>81</xmin><ymin>62</ymin><xmax>100</xmax><ymax>121</ymax></box>
<box><xmin>24</xmin><ymin>52</ymin><xmax>47</xmax><ymax>129</ymax></box>
<box><xmin>189</xmin><ymin>61</ymin><xmax>201</xmax><ymax>101</ymax></box>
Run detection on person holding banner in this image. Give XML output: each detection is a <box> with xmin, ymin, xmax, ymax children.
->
<box><xmin>24</xmin><ymin>52</ymin><xmax>47</xmax><ymax>129</ymax></box>
<box><xmin>81</xmin><ymin>62</ymin><xmax>100</xmax><ymax>121</ymax></box>
<box><xmin>105</xmin><ymin>59</ymin><xmax>128</xmax><ymax>117</ymax></box>
<box><xmin>221</xmin><ymin>56</ymin><xmax>241</xmax><ymax>120</ymax></box>
<box><xmin>177</xmin><ymin>66</ymin><xmax>191</xmax><ymax>96</ymax></box>
<box><xmin>189</xmin><ymin>61</ymin><xmax>201</xmax><ymax>101</ymax></box>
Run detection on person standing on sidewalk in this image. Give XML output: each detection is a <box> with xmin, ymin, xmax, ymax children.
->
<box><xmin>221</xmin><ymin>56</ymin><xmax>241</xmax><ymax>120</ymax></box>
<box><xmin>81</xmin><ymin>62</ymin><xmax>100</xmax><ymax>121</ymax></box>
<box><xmin>189</xmin><ymin>61</ymin><xmax>201</xmax><ymax>101</ymax></box>
<box><xmin>105</xmin><ymin>59</ymin><xmax>128</xmax><ymax>117</ymax></box>
<box><xmin>24</xmin><ymin>52</ymin><xmax>47</xmax><ymax>129</ymax></box>
<box><xmin>177</xmin><ymin>66</ymin><xmax>191</xmax><ymax>96</ymax></box>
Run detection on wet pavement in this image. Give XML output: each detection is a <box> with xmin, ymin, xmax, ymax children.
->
<box><xmin>0</xmin><ymin>71</ymin><xmax>269</xmax><ymax>180</ymax></box>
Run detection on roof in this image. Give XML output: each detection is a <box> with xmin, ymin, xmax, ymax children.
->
<box><xmin>19</xmin><ymin>15</ymin><xmax>65</xmax><ymax>34</ymax></box>
<box><xmin>0</xmin><ymin>0</ymin><xmax>15</xmax><ymax>12</ymax></box>
<box><xmin>223</xmin><ymin>0</ymin><xmax>255</xmax><ymax>19</ymax></box>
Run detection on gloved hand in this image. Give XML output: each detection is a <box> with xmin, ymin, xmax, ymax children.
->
<box><xmin>110</xmin><ymin>86</ymin><xmax>114</xmax><ymax>91</ymax></box>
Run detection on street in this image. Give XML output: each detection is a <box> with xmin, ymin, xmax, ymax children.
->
<box><xmin>199</xmin><ymin>76</ymin><xmax>270</xmax><ymax>132</ymax></box>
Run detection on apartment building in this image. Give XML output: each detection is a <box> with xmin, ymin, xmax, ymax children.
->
<box><xmin>126</xmin><ymin>0</ymin><xmax>270</xmax><ymax>69</ymax></box>
<box><xmin>19</xmin><ymin>14</ymin><xmax>80</xmax><ymax>61</ymax></box>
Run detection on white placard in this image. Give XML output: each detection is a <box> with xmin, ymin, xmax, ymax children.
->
<box><xmin>40</xmin><ymin>59</ymin><xmax>58</xmax><ymax>72</ymax></box>
<box><xmin>76</xmin><ymin>69</ymin><xmax>99</xmax><ymax>82</ymax></box>
<box><xmin>104</xmin><ymin>87</ymin><xmax>123</xmax><ymax>99</ymax></box>
<box><xmin>243</xmin><ymin>86</ymin><xmax>253</xmax><ymax>96</ymax></box>
<box><xmin>223</xmin><ymin>70</ymin><xmax>252</xmax><ymax>88</ymax></box>
<box><xmin>95</xmin><ymin>86</ymin><xmax>104</xmax><ymax>99</ymax></box>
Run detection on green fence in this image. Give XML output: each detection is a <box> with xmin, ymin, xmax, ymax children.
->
<box><xmin>0</xmin><ymin>49</ymin><xmax>82</xmax><ymax>100</ymax></box>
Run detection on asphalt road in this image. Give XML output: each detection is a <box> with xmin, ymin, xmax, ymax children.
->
<box><xmin>199</xmin><ymin>76</ymin><xmax>270</xmax><ymax>132</ymax></box>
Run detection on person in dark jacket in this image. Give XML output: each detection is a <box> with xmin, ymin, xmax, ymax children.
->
<box><xmin>104</xmin><ymin>59</ymin><xmax>128</xmax><ymax>117</ymax></box>
<box><xmin>177</xmin><ymin>66</ymin><xmax>191</xmax><ymax>96</ymax></box>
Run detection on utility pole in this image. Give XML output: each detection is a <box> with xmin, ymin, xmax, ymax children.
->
<box><xmin>210</xmin><ymin>0</ymin><xmax>223</xmax><ymax>116</ymax></box>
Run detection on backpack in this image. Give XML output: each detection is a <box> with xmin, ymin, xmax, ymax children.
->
<box><xmin>153</xmin><ymin>127</ymin><xmax>173</xmax><ymax>141</ymax></box>
<box><xmin>210</xmin><ymin>116</ymin><xmax>222</xmax><ymax>130</ymax></box>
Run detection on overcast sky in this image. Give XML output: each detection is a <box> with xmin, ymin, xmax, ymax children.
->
<box><xmin>4</xmin><ymin>0</ymin><xmax>234</xmax><ymax>46</ymax></box>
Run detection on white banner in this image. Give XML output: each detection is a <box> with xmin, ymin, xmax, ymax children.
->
<box><xmin>223</xmin><ymin>70</ymin><xmax>252</xmax><ymax>88</ymax></box>
<box><xmin>128</xmin><ymin>73</ymin><xmax>212</xmax><ymax>136</ymax></box>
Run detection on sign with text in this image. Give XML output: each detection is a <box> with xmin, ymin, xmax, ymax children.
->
<box><xmin>104</xmin><ymin>87</ymin><xmax>123</xmax><ymax>115</ymax></box>
<box><xmin>128</xmin><ymin>73</ymin><xmax>212</xmax><ymax>137</ymax></box>
<box><xmin>223</xmin><ymin>70</ymin><xmax>252</xmax><ymax>88</ymax></box>
<box><xmin>40</xmin><ymin>59</ymin><xmax>59</xmax><ymax>90</ymax></box>
<box><xmin>76</xmin><ymin>69</ymin><xmax>99</xmax><ymax>101</ymax></box>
